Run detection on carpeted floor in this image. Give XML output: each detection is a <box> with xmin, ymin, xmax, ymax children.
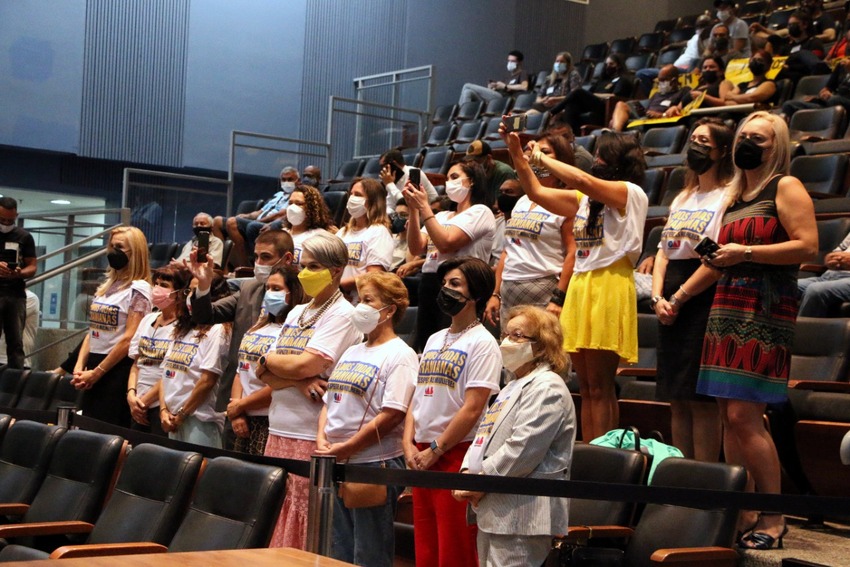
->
<box><xmin>739</xmin><ymin>517</ymin><xmax>850</xmax><ymax>567</ymax></box>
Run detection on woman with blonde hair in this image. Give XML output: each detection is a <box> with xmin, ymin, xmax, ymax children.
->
<box><xmin>674</xmin><ymin>111</ymin><xmax>817</xmax><ymax>549</ymax></box>
<box><xmin>529</xmin><ymin>51</ymin><xmax>583</xmax><ymax>114</ymax></box>
<box><xmin>73</xmin><ymin>226</ymin><xmax>152</xmax><ymax>427</ymax></box>
<box><xmin>455</xmin><ymin>306</ymin><xmax>575</xmax><ymax>567</ymax></box>
<box><xmin>316</xmin><ymin>271</ymin><xmax>418</xmax><ymax>566</ymax></box>
<box><xmin>337</xmin><ymin>178</ymin><xmax>394</xmax><ymax>302</ymax></box>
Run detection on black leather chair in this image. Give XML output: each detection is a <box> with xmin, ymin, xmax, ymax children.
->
<box><xmin>15</xmin><ymin>371</ymin><xmax>60</xmax><ymax>411</ymax></box>
<box><xmin>639</xmin><ymin>169</ymin><xmax>666</xmax><ymax>205</ymax></box>
<box><xmin>655</xmin><ymin>47</ymin><xmax>683</xmax><ymax>68</ymax></box>
<box><xmin>793</xmin><ymin>390</ymin><xmax>850</xmax><ymax>500</ymax></box>
<box><xmin>0</xmin><ymin>414</ymin><xmax>9</xmax><ymax>444</ymax></box>
<box><xmin>667</xmin><ymin>27</ymin><xmax>693</xmax><ymax>44</ymax></box>
<box><xmin>766</xmin><ymin>6</ymin><xmax>795</xmax><ymax>31</ymax></box>
<box><xmin>360</xmin><ymin>156</ymin><xmax>382</xmax><ymax>179</ymax></box>
<box><xmin>790</xmin><ymin>74</ymin><xmax>832</xmax><ymax>103</ymax></box>
<box><xmin>148</xmin><ymin>243</ymin><xmax>179</xmax><ymax>269</ymax></box>
<box><xmin>396</xmin><ymin>306</ymin><xmax>417</xmax><ymax>348</ymax></box>
<box><xmin>510</xmin><ymin>92</ymin><xmax>537</xmax><ymax>115</ymax></box>
<box><xmin>481</xmin><ymin>95</ymin><xmax>512</xmax><ymax>118</ymax></box>
<box><xmin>813</xmin><ymin>218</ymin><xmax>850</xmax><ymax>264</ymax></box>
<box><xmin>451</xmin><ymin>119</ymin><xmax>485</xmax><ymax>154</ymax></box>
<box><xmin>625</xmin><ymin>53</ymin><xmax>654</xmax><ymax>73</ymax></box>
<box><xmin>455</xmin><ymin>100</ymin><xmax>483</xmax><ymax>123</ymax></box>
<box><xmin>610</xmin><ymin>37</ymin><xmax>637</xmax><ymax>56</ymax></box>
<box><xmin>46</xmin><ymin>375</ymin><xmax>83</xmax><ymax>412</ymax></box>
<box><xmin>322</xmin><ymin>191</ymin><xmax>349</xmax><ymax>227</ymax></box>
<box><xmin>420</xmin><ymin>148</ymin><xmax>452</xmax><ymax>178</ymax></box>
<box><xmin>331</xmin><ymin>159</ymin><xmax>366</xmax><ymax>184</ymax></box>
<box><xmin>637</xmin><ymin>32</ymin><xmax>664</xmax><ymax>54</ymax></box>
<box><xmin>523</xmin><ymin>111</ymin><xmax>549</xmax><ymax>136</ymax></box>
<box><xmin>575</xmin><ymin>134</ymin><xmax>596</xmax><ymax>154</ymax></box>
<box><xmin>424</xmin><ymin>123</ymin><xmax>457</xmax><ymax>147</ymax></box>
<box><xmin>0</xmin><ymin>429</ymin><xmax>125</xmax><ymax>553</ymax></box>
<box><xmin>0</xmin><ymin>369</ymin><xmax>29</xmax><ymax>408</ymax></box>
<box><xmin>0</xmin><ymin>444</ymin><xmax>204</xmax><ymax>561</ymax></box>
<box><xmin>0</xmin><ymin>420</ymin><xmax>65</xmax><ymax>507</ymax></box>
<box><xmin>431</xmin><ymin>104</ymin><xmax>457</xmax><ymax>125</ymax></box>
<box><xmin>234</xmin><ymin>199</ymin><xmax>263</xmax><ymax>216</ymax></box>
<box><xmin>569</xmin><ymin>444</ymin><xmax>647</xmax><ymax>527</ymax></box>
<box><xmin>580</xmin><ymin>42</ymin><xmax>609</xmax><ymax>64</ymax></box>
<box><xmin>219</xmin><ymin>239</ymin><xmax>234</xmax><ymax>270</ymax></box>
<box><xmin>791</xmin><ymin>154</ymin><xmax>850</xmax><ymax>199</ymax></box>
<box><xmin>402</xmin><ymin>148</ymin><xmax>424</xmax><ymax>168</ymax></box>
<box><xmin>482</xmin><ymin>116</ymin><xmax>503</xmax><ymax>144</ymax></box>
<box><xmin>642</xmin><ymin>125</ymin><xmax>687</xmax><ymax>156</ymax></box>
<box><xmin>789</xmin><ymin>317</ymin><xmax>850</xmax><ymax>384</ymax></box>
<box><xmin>788</xmin><ymin>106</ymin><xmax>847</xmax><ymax>143</ymax></box>
<box><xmin>659</xmin><ymin>166</ymin><xmax>688</xmax><ymax>207</ymax></box>
<box><xmin>567</xmin><ymin>459</ymin><xmax>746</xmax><ymax>567</ymax></box>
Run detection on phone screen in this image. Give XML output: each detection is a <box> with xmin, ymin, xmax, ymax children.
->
<box><xmin>196</xmin><ymin>230</ymin><xmax>210</xmax><ymax>259</ymax></box>
<box><xmin>409</xmin><ymin>168</ymin><xmax>421</xmax><ymax>186</ymax></box>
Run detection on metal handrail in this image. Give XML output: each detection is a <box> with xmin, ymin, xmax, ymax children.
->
<box><xmin>35</xmin><ymin>226</ymin><xmax>117</xmax><ymax>263</ymax></box>
<box><xmin>18</xmin><ymin>207</ymin><xmax>129</xmax><ymax>220</ymax></box>
<box><xmin>27</xmin><ymin>248</ymin><xmax>108</xmax><ymax>287</ymax></box>
<box><xmin>26</xmin><ymin>328</ymin><xmax>88</xmax><ymax>360</ymax></box>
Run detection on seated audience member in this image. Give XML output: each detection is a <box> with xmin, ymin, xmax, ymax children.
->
<box><xmin>610</xmin><ymin>65</ymin><xmax>692</xmax><ymax>131</ymax></box>
<box><xmin>636</xmin><ymin>14</ymin><xmax>714</xmax><ymax>97</ymax></box>
<box><xmin>173</xmin><ymin>212</ymin><xmax>224</xmax><ymax>267</ymax></box>
<box><xmin>459</xmin><ymin>50</ymin><xmax>529</xmax><ymax>105</ymax></box>
<box><xmin>723</xmin><ymin>50</ymin><xmax>777</xmax><ymax>106</ymax></box>
<box><xmin>803</xmin><ymin>0</ymin><xmax>837</xmax><ymax>42</ymax></box>
<box><xmin>825</xmin><ymin>18</ymin><xmax>850</xmax><ymax>61</ymax></box>
<box><xmin>390</xmin><ymin>199</ymin><xmax>412</xmax><ymax>271</ymax></box>
<box><xmin>529</xmin><ymin>51</ymin><xmax>583</xmax><ymax>114</ymax></box>
<box><xmin>301</xmin><ymin>165</ymin><xmax>322</xmax><ymax>188</ymax></box>
<box><xmin>379</xmin><ymin>149</ymin><xmax>438</xmax><ymax>212</ymax></box>
<box><xmin>712</xmin><ymin>0</ymin><xmax>751</xmax><ymax>60</ymax></box>
<box><xmin>783</xmin><ymin>56</ymin><xmax>850</xmax><ymax>119</ymax></box>
<box><xmin>549</xmin><ymin>54</ymin><xmax>634</xmax><ymax>133</ymax></box>
<box><xmin>798</xmin><ymin>231</ymin><xmax>850</xmax><ymax>317</ymax></box>
<box><xmin>690</xmin><ymin>56</ymin><xmax>734</xmax><ymax>108</ymax></box>
<box><xmin>754</xmin><ymin>10</ymin><xmax>825</xmax><ymax>58</ymax></box>
<box><xmin>703</xmin><ymin>24</ymin><xmax>733</xmax><ymax>64</ymax></box>
<box><xmin>775</xmin><ymin>11</ymin><xmax>828</xmax><ymax>85</ymax></box>
<box><xmin>464</xmin><ymin>140</ymin><xmax>518</xmax><ymax>201</ymax></box>
<box><xmin>544</xmin><ymin>124</ymin><xmax>593</xmax><ymax>172</ymax></box>
<box><xmin>454</xmin><ymin>306</ymin><xmax>575</xmax><ymax>567</ymax></box>
<box><xmin>217</xmin><ymin>166</ymin><xmax>300</xmax><ymax>267</ymax></box>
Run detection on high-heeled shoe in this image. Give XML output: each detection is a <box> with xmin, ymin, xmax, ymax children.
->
<box><xmin>740</xmin><ymin>515</ymin><xmax>788</xmax><ymax>550</ymax></box>
<box><xmin>735</xmin><ymin>513</ymin><xmax>760</xmax><ymax>544</ymax></box>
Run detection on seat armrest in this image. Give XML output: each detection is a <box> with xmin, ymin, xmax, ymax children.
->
<box><xmin>562</xmin><ymin>525</ymin><xmax>634</xmax><ymax>544</ymax></box>
<box><xmin>0</xmin><ymin>521</ymin><xmax>94</xmax><ymax>538</ymax></box>
<box><xmin>789</xmin><ymin>380</ymin><xmax>850</xmax><ymax>393</ymax></box>
<box><xmin>617</xmin><ymin>367</ymin><xmax>657</xmax><ymax>378</ymax></box>
<box><xmin>51</xmin><ymin>542</ymin><xmax>168</xmax><ymax>559</ymax></box>
<box><xmin>650</xmin><ymin>546</ymin><xmax>739</xmax><ymax>565</ymax></box>
<box><xmin>0</xmin><ymin>503</ymin><xmax>29</xmax><ymax>516</ymax></box>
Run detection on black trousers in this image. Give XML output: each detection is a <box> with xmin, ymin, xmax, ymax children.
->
<box><xmin>0</xmin><ymin>295</ymin><xmax>26</xmax><ymax>368</ymax></box>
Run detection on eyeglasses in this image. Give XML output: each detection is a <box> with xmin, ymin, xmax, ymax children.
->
<box><xmin>500</xmin><ymin>330</ymin><xmax>536</xmax><ymax>342</ymax></box>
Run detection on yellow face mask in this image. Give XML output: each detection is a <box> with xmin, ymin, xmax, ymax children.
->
<box><xmin>298</xmin><ymin>267</ymin><xmax>333</xmax><ymax>297</ymax></box>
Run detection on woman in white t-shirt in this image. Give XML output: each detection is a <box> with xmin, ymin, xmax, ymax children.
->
<box><xmin>316</xmin><ymin>271</ymin><xmax>417</xmax><ymax>566</ymax></box>
<box><xmin>485</xmin><ymin>132</ymin><xmax>576</xmax><ymax>332</ymax></box>
<box><xmin>73</xmin><ymin>226</ymin><xmax>151</xmax><ymax>427</ymax></box>
<box><xmin>158</xmin><ymin>276</ymin><xmax>232</xmax><ymax>448</ymax></box>
<box><xmin>283</xmin><ymin>185</ymin><xmax>335</xmax><ymax>267</ymax></box>
<box><xmin>228</xmin><ymin>265</ymin><xmax>306</xmax><ymax>456</ymax></box>
<box><xmin>404</xmin><ymin>161</ymin><xmax>496</xmax><ymax>351</ymax></box>
<box><xmin>337</xmin><ymin>178</ymin><xmax>394</xmax><ymax>302</ymax></box>
<box><xmin>651</xmin><ymin>118</ymin><xmax>734</xmax><ymax>461</ymax></box>
<box><xmin>257</xmin><ymin>233</ymin><xmax>364</xmax><ymax>550</ymax></box>
<box><xmin>503</xmin><ymin>126</ymin><xmax>649</xmax><ymax>442</ymax></box>
<box><xmin>127</xmin><ymin>267</ymin><xmax>191</xmax><ymax>436</ymax></box>
<box><xmin>402</xmin><ymin>256</ymin><xmax>502</xmax><ymax>567</ymax></box>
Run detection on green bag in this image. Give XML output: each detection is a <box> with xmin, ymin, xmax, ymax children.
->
<box><xmin>590</xmin><ymin>428</ymin><xmax>683</xmax><ymax>483</ymax></box>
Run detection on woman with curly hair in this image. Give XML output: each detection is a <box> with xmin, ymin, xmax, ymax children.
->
<box><xmin>73</xmin><ymin>226</ymin><xmax>151</xmax><ymax>427</ymax></box>
<box><xmin>283</xmin><ymin>184</ymin><xmax>334</xmax><ymax>267</ymax></box>
<box><xmin>337</xmin><ymin>177</ymin><xmax>394</xmax><ymax>302</ymax></box>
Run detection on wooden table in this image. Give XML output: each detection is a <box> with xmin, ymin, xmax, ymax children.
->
<box><xmin>1</xmin><ymin>548</ymin><xmax>355</xmax><ymax>566</ymax></box>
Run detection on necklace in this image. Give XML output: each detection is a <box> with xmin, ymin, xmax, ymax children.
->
<box><xmin>297</xmin><ymin>290</ymin><xmax>342</xmax><ymax>329</ymax></box>
<box><xmin>440</xmin><ymin>319</ymin><xmax>480</xmax><ymax>353</ymax></box>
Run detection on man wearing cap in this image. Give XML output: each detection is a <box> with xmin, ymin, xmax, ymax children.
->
<box><xmin>459</xmin><ymin>50</ymin><xmax>529</xmax><ymax>105</ymax></box>
<box><xmin>464</xmin><ymin>140</ymin><xmax>518</xmax><ymax>201</ymax></box>
<box><xmin>379</xmin><ymin>149</ymin><xmax>438</xmax><ymax>213</ymax></box>
<box><xmin>713</xmin><ymin>0</ymin><xmax>751</xmax><ymax>60</ymax></box>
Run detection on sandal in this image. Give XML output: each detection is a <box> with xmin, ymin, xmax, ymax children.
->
<box><xmin>736</xmin><ymin>513</ymin><xmax>760</xmax><ymax>545</ymax></box>
<box><xmin>740</xmin><ymin>515</ymin><xmax>788</xmax><ymax>550</ymax></box>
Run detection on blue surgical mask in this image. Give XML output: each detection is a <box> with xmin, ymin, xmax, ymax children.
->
<box><xmin>263</xmin><ymin>290</ymin><xmax>288</xmax><ymax>316</ymax></box>
<box><xmin>553</xmin><ymin>62</ymin><xmax>567</xmax><ymax>74</ymax></box>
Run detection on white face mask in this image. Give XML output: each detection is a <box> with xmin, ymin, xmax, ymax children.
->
<box><xmin>349</xmin><ymin>303</ymin><xmax>390</xmax><ymax>334</ymax></box>
<box><xmin>0</xmin><ymin>224</ymin><xmax>14</xmax><ymax>234</ymax></box>
<box><xmin>286</xmin><ymin>204</ymin><xmax>306</xmax><ymax>226</ymax></box>
<box><xmin>280</xmin><ymin>181</ymin><xmax>296</xmax><ymax>193</ymax></box>
<box><xmin>346</xmin><ymin>195</ymin><xmax>367</xmax><ymax>218</ymax></box>
<box><xmin>716</xmin><ymin>9</ymin><xmax>730</xmax><ymax>21</ymax></box>
<box><xmin>500</xmin><ymin>338</ymin><xmax>536</xmax><ymax>373</ymax></box>
<box><xmin>507</xmin><ymin>61</ymin><xmax>517</xmax><ymax>72</ymax></box>
<box><xmin>445</xmin><ymin>178</ymin><xmax>470</xmax><ymax>203</ymax></box>
<box><xmin>657</xmin><ymin>80</ymin><xmax>674</xmax><ymax>95</ymax></box>
<box><xmin>255</xmin><ymin>257</ymin><xmax>283</xmax><ymax>284</ymax></box>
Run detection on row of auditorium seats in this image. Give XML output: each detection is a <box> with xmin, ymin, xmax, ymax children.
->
<box><xmin>0</xmin><ymin>369</ymin><xmax>81</xmax><ymax>412</ymax></box>
<box><xmin>0</xmin><ymin>418</ymin><xmax>285</xmax><ymax>560</ymax></box>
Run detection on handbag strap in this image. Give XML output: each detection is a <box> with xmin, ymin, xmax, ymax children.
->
<box><xmin>352</xmin><ymin>376</ymin><xmax>385</xmax><ymax>464</ymax></box>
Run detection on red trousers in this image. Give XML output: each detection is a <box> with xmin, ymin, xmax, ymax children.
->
<box><xmin>412</xmin><ymin>441</ymin><xmax>478</xmax><ymax>567</ymax></box>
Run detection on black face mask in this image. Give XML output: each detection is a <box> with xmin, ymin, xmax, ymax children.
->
<box><xmin>734</xmin><ymin>138</ymin><xmax>765</xmax><ymax>170</ymax></box>
<box><xmin>390</xmin><ymin>213</ymin><xmax>407</xmax><ymax>234</ymax></box>
<box><xmin>686</xmin><ymin>142</ymin><xmax>715</xmax><ymax>175</ymax></box>
<box><xmin>788</xmin><ymin>23</ymin><xmax>803</xmax><ymax>38</ymax></box>
<box><xmin>436</xmin><ymin>287</ymin><xmax>471</xmax><ymax>317</ymax></box>
<box><xmin>748</xmin><ymin>61</ymin><xmax>767</xmax><ymax>76</ymax></box>
<box><xmin>701</xmin><ymin>70</ymin><xmax>719</xmax><ymax>85</ymax></box>
<box><xmin>714</xmin><ymin>37</ymin><xmax>730</xmax><ymax>51</ymax></box>
<box><xmin>193</xmin><ymin>226</ymin><xmax>211</xmax><ymax>238</ymax></box>
<box><xmin>107</xmin><ymin>249</ymin><xmax>129</xmax><ymax>270</ymax></box>
<box><xmin>497</xmin><ymin>193</ymin><xmax>521</xmax><ymax>216</ymax></box>
<box><xmin>301</xmin><ymin>176</ymin><xmax>319</xmax><ymax>187</ymax></box>
<box><xmin>591</xmin><ymin>163</ymin><xmax>619</xmax><ymax>181</ymax></box>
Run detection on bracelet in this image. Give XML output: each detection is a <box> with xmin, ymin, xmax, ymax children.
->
<box><xmin>550</xmin><ymin>293</ymin><xmax>565</xmax><ymax>307</ymax></box>
<box><xmin>127</xmin><ymin>387</ymin><xmax>137</xmax><ymax>394</ymax></box>
<box><xmin>96</xmin><ymin>365</ymin><xmax>107</xmax><ymax>375</ymax></box>
<box><xmin>678</xmin><ymin>285</ymin><xmax>691</xmax><ymax>298</ymax></box>
<box><xmin>492</xmin><ymin>293</ymin><xmax>502</xmax><ymax>301</ymax></box>
<box><xmin>531</xmin><ymin>150</ymin><xmax>544</xmax><ymax>166</ymax></box>
<box><xmin>422</xmin><ymin>215</ymin><xmax>435</xmax><ymax>222</ymax></box>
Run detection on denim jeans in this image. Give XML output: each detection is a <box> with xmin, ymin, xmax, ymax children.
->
<box><xmin>331</xmin><ymin>456</ymin><xmax>404</xmax><ymax>567</ymax></box>
<box><xmin>798</xmin><ymin>270</ymin><xmax>850</xmax><ymax>317</ymax></box>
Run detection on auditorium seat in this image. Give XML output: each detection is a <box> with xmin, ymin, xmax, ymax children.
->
<box><xmin>659</xmin><ymin>166</ymin><xmax>688</xmax><ymax>206</ymax></box>
<box><xmin>639</xmin><ymin>168</ymin><xmax>666</xmax><ymax>205</ymax></box>
<box><xmin>396</xmin><ymin>306</ymin><xmax>417</xmax><ymax>348</ymax></box>
<box><xmin>636</xmin><ymin>32</ymin><xmax>664</xmax><ymax>54</ymax></box>
<box><xmin>509</xmin><ymin>92</ymin><xmax>537</xmax><ymax>115</ymax></box>
<box><xmin>455</xmin><ymin>100</ymin><xmax>483</xmax><ymax>123</ymax></box>
<box><xmin>793</xmin><ymin>390</ymin><xmax>850</xmax><ymax>500</ymax></box>
<box><xmin>618</xmin><ymin>381</ymin><xmax>672</xmax><ymax>445</ymax></box>
<box><xmin>481</xmin><ymin>96</ymin><xmax>512</xmax><ymax>118</ymax></box>
<box><xmin>148</xmin><ymin>243</ymin><xmax>179</xmax><ymax>269</ymax></box>
<box><xmin>359</xmin><ymin>156</ymin><xmax>383</xmax><ymax>179</ymax></box>
<box><xmin>322</xmin><ymin>191</ymin><xmax>349</xmax><ymax>227</ymax></box>
<box><xmin>14</xmin><ymin>371</ymin><xmax>60</xmax><ymax>411</ymax></box>
<box><xmin>424</xmin><ymin>123</ymin><xmax>457</xmax><ymax>147</ymax></box>
<box><xmin>580</xmin><ymin>42</ymin><xmax>609</xmax><ymax>65</ymax></box>
<box><xmin>0</xmin><ymin>414</ymin><xmax>9</xmax><ymax>444</ymax></box>
<box><xmin>450</xmin><ymin>119</ymin><xmax>485</xmax><ymax>154</ymax></box>
<box><xmin>331</xmin><ymin>159</ymin><xmax>366</xmax><ymax>185</ymax></box>
<box><xmin>788</xmin><ymin>317</ymin><xmax>850</xmax><ymax>385</ymax></box>
<box><xmin>788</xmin><ymin>106</ymin><xmax>847</xmax><ymax>143</ymax></box>
<box><xmin>569</xmin><ymin>444</ymin><xmax>647</xmax><ymax>527</ymax></box>
<box><xmin>0</xmin><ymin>368</ymin><xmax>29</xmax><ymax>408</ymax></box>
<box><xmin>0</xmin><ymin>420</ymin><xmax>65</xmax><ymax>508</ymax></box>
<box><xmin>431</xmin><ymin>104</ymin><xmax>457</xmax><ymax>125</ymax></box>
<box><xmin>46</xmin><ymin>375</ymin><xmax>83</xmax><ymax>412</ymax></box>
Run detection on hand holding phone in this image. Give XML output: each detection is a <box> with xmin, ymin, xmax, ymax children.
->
<box><xmin>408</xmin><ymin>168</ymin><xmax>421</xmax><ymax>187</ymax></box>
<box><xmin>503</xmin><ymin>114</ymin><xmax>528</xmax><ymax>133</ymax></box>
<box><xmin>196</xmin><ymin>229</ymin><xmax>211</xmax><ymax>260</ymax></box>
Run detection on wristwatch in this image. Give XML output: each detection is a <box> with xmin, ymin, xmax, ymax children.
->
<box><xmin>744</xmin><ymin>246</ymin><xmax>753</xmax><ymax>262</ymax></box>
<box><xmin>258</xmin><ymin>355</ymin><xmax>267</xmax><ymax>367</ymax></box>
<box><xmin>430</xmin><ymin>440</ymin><xmax>443</xmax><ymax>455</ymax></box>
<box><xmin>649</xmin><ymin>295</ymin><xmax>664</xmax><ymax>309</ymax></box>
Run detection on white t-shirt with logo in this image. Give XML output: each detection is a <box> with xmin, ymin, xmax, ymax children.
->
<box><xmin>160</xmin><ymin>324</ymin><xmax>230</xmax><ymax>428</ymax></box>
<box><xmin>337</xmin><ymin>224</ymin><xmax>394</xmax><ymax>301</ymax></box>
<box><xmin>268</xmin><ymin>299</ymin><xmax>363</xmax><ymax>440</ymax></box>
<box><xmin>572</xmin><ymin>182</ymin><xmax>648</xmax><ymax>273</ymax></box>
<box><xmin>236</xmin><ymin>322</ymin><xmax>282</xmax><ymax>417</ymax></box>
<box><xmin>128</xmin><ymin>312</ymin><xmax>175</xmax><ymax>406</ymax></box>
<box><xmin>89</xmin><ymin>280</ymin><xmax>152</xmax><ymax>353</ymax></box>
<box><xmin>291</xmin><ymin>228</ymin><xmax>332</xmax><ymax>267</ymax></box>
<box><xmin>323</xmin><ymin>337</ymin><xmax>418</xmax><ymax>463</ymax></box>
<box><xmin>422</xmin><ymin>205</ymin><xmax>496</xmax><ymax>273</ymax></box>
<box><xmin>502</xmin><ymin>196</ymin><xmax>567</xmax><ymax>281</ymax></box>
<box><xmin>412</xmin><ymin>324</ymin><xmax>501</xmax><ymax>443</ymax></box>
<box><xmin>659</xmin><ymin>187</ymin><xmax>727</xmax><ymax>260</ymax></box>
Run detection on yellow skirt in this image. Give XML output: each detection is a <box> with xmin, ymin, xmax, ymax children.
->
<box><xmin>561</xmin><ymin>257</ymin><xmax>638</xmax><ymax>363</ymax></box>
